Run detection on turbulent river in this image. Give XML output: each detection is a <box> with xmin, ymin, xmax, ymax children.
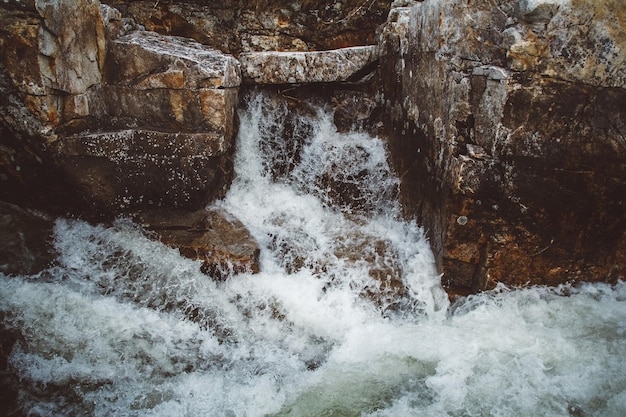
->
<box><xmin>1</xmin><ymin>92</ymin><xmax>625</xmax><ymax>417</ymax></box>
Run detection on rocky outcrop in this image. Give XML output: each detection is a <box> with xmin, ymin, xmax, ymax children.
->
<box><xmin>102</xmin><ymin>0</ymin><xmax>391</xmax><ymax>53</ymax></box>
<box><xmin>53</xmin><ymin>29</ymin><xmax>241</xmax><ymax>212</ymax></box>
<box><xmin>378</xmin><ymin>0</ymin><xmax>626</xmax><ymax>293</ymax></box>
<box><xmin>0</xmin><ymin>0</ymin><xmax>249</xmax><ymax>278</ymax></box>
<box><xmin>2</xmin><ymin>0</ymin><xmax>624</xmax><ymax>294</ymax></box>
<box><xmin>240</xmin><ymin>46</ymin><xmax>378</xmax><ymax>84</ymax></box>
<box><xmin>135</xmin><ymin>208</ymin><xmax>261</xmax><ymax>279</ymax></box>
<box><xmin>0</xmin><ymin>0</ymin><xmax>240</xmax><ymax>216</ymax></box>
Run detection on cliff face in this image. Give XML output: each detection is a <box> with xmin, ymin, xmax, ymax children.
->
<box><xmin>378</xmin><ymin>0</ymin><xmax>626</xmax><ymax>292</ymax></box>
<box><xmin>1</xmin><ymin>0</ymin><xmax>624</xmax><ymax>292</ymax></box>
<box><xmin>0</xmin><ymin>0</ymin><xmax>239</xmax><ymax>217</ymax></box>
<box><xmin>102</xmin><ymin>0</ymin><xmax>391</xmax><ymax>53</ymax></box>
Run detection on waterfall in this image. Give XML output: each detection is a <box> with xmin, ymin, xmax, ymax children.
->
<box><xmin>1</xmin><ymin>91</ymin><xmax>625</xmax><ymax>417</ymax></box>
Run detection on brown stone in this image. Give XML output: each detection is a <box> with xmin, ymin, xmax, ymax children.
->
<box><xmin>379</xmin><ymin>0</ymin><xmax>626</xmax><ymax>293</ymax></box>
<box><xmin>102</xmin><ymin>0</ymin><xmax>391</xmax><ymax>53</ymax></box>
<box><xmin>36</xmin><ymin>0</ymin><xmax>106</xmax><ymax>95</ymax></box>
<box><xmin>136</xmin><ymin>208</ymin><xmax>261</xmax><ymax>280</ymax></box>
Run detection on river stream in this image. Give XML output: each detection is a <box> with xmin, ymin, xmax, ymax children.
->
<box><xmin>1</xmin><ymin>92</ymin><xmax>625</xmax><ymax>417</ymax></box>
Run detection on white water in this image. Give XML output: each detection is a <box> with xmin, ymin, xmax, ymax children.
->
<box><xmin>1</xmin><ymin>92</ymin><xmax>625</xmax><ymax>417</ymax></box>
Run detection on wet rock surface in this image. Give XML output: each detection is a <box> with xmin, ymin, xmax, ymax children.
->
<box><xmin>378</xmin><ymin>0</ymin><xmax>626</xmax><ymax>293</ymax></box>
<box><xmin>0</xmin><ymin>201</ymin><xmax>55</xmax><ymax>277</ymax></box>
<box><xmin>135</xmin><ymin>208</ymin><xmax>261</xmax><ymax>280</ymax></box>
<box><xmin>0</xmin><ymin>318</ymin><xmax>24</xmax><ymax>417</ymax></box>
<box><xmin>1</xmin><ymin>0</ymin><xmax>624</xmax><ymax>296</ymax></box>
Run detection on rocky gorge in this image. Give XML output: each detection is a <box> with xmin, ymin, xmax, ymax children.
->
<box><xmin>1</xmin><ymin>0</ymin><xmax>625</xmax><ymax>296</ymax></box>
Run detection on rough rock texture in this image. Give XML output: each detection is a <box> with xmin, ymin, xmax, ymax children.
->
<box><xmin>240</xmin><ymin>45</ymin><xmax>379</xmax><ymax>84</ymax></box>
<box><xmin>136</xmin><ymin>208</ymin><xmax>261</xmax><ymax>279</ymax></box>
<box><xmin>0</xmin><ymin>1</ymin><xmax>240</xmax><ymax>217</ymax></box>
<box><xmin>0</xmin><ymin>201</ymin><xmax>56</xmax><ymax>276</ymax></box>
<box><xmin>0</xmin><ymin>319</ymin><xmax>24</xmax><ymax>417</ymax></box>
<box><xmin>102</xmin><ymin>0</ymin><xmax>391</xmax><ymax>53</ymax></box>
<box><xmin>52</xmin><ymin>30</ymin><xmax>242</xmax><ymax>212</ymax></box>
<box><xmin>379</xmin><ymin>0</ymin><xmax>626</xmax><ymax>293</ymax></box>
<box><xmin>49</xmin><ymin>130</ymin><xmax>233</xmax><ymax>211</ymax></box>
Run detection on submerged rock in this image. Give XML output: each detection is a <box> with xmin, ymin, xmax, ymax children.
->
<box><xmin>136</xmin><ymin>208</ymin><xmax>260</xmax><ymax>280</ymax></box>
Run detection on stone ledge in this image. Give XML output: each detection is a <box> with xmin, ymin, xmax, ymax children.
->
<box><xmin>109</xmin><ymin>31</ymin><xmax>242</xmax><ymax>89</ymax></box>
<box><xmin>239</xmin><ymin>45</ymin><xmax>379</xmax><ymax>84</ymax></box>
<box><xmin>58</xmin><ymin>129</ymin><xmax>230</xmax><ymax>159</ymax></box>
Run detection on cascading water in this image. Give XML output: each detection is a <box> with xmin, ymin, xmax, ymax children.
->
<box><xmin>1</xmin><ymin>91</ymin><xmax>625</xmax><ymax>417</ymax></box>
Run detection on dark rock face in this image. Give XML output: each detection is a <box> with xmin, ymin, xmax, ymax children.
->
<box><xmin>0</xmin><ymin>318</ymin><xmax>24</xmax><ymax>417</ymax></box>
<box><xmin>0</xmin><ymin>201</ymin><xmax>55</xmax><ymax>276</ymax></box>
<box><xmin>102</xmin><ymin>0</ymin><xmax>391</xmax><ymax>53</ymax></box>
<box><xmin>378</xmin><ymin>0</ymin><xmax>626</xmax><ymax>293</ymax></box>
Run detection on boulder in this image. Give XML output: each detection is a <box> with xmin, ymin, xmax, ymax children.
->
<box><xmin>135</xmin><ymin>208</ymin><xmax>261</xmax><ymax>279</ymax></box>
<box><xmin>239</xmin><ymin>46</ymin><xmax>378</xmax><ymax>84</ymax></box>
<box><xmin>378</xmin><ymin>0</ymin><xmax>626</xmax><ymax>293</ymax></box>
<box><xmin>107</xmin><ymin>30</ymin><xmax>241</xmax><ymax>89</ymax></box>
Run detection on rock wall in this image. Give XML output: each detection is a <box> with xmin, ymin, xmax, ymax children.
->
<box><xmin>102</xmin><ymin>0</ymin><xmax>391</xmax><ymax>53</ymax></box>
<box><xmin>2</xmin><ymin>0</ymin><xmax>624</xmax><ymax>293</ymax></box>
<box><xmin>378</xmin><ymin>0</ymin><xmax>626</xmax><ymax>293</ymax></box>
<box><xmin>0</xmin><ymin>0</ymin><xmax>239</xmax><ymax>217</ymax></box>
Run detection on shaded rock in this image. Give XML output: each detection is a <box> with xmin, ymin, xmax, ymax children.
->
<box><xmin>136</xmin><ymin>208</ymin><xmax>260</xmax><ymax>280</ymax></box>
<box><xmin>240</xmin><ymin>45</ymin><xmax>378</xmax><ymax>84</ymax></box>
<box><xmin>0</xmin><ymin>318</ymin><xmax>25</xmax><ymax>417</ymax></box>
<box><xmin>332</xmin><ymin>90</ymin><xmax>379</xmax><ymax>132</ymax></box>
<box><xmin>48</xmin><ymin>130</ymin><xmax>233</xmax><ymax>212</ymax></box>
<box><xmin>102</xmin><ymin>0</ymin><xmax>391</xmax><ymax>53</ymax></box>
<box><xmin>0</xmin><ymin>201</ymin><xmax>55</xmax><ymax>276</ymax></box>
<box><xmin>378</xmin><ymin>0</ymin><xmax>626</xmax><ymax>293</ymax></box>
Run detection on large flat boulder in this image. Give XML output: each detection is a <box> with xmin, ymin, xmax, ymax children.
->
<box><xmin>135</xmin><ymin>208</ymin><xmax>261</xmax><ymax>279</ymax></box>
<box><xmin>107</xmin><ymin>30</ymin><xmax>241</xmax><ymax>89</ymax></box>
<box><xmin>239</xmin><ymin>45</ymin><xmax>378</xmax><ymax>84</ymax></box>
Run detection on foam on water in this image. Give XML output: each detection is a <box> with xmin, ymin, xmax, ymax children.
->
<box><xmin>1</xmin><ymin>91</ymin><xmax>625</xmax><ymax>417</ymax></box>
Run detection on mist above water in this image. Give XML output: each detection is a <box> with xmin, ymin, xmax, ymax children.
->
<box><xmin>1</xmin><ymin>91</ymin><xmax>625</xmax><ymax>417</ymax></box>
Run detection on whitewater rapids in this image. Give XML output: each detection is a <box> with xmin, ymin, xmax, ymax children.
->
<box><xmin>1</xmin><ymin>92</ymin><xmax>624</xmax><ymax>417</ymax></box>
